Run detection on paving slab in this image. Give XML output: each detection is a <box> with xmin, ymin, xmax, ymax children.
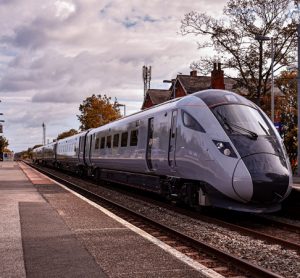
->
<box><xmin>0</xmin><ymin>161</ymin><xmax>107</xmax><ymax>278</ymax></box>
<box><xmin>1</xmin><ymin>161</ymin><xmax>221</xmax><ymax>278</ymax></box>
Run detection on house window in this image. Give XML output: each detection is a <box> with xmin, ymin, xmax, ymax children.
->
<box><xmin>130</xmin><ymin>130</ymin><xmax>138</xmax><ymax>146</ymax></box>
<box><xmin>121</xmin><ymin>132</ymin><xmax>128</xmax><ymax>147</ymax></box>
<box><xmin>113</xmin><ymin>134</ymin><xmax>119</xmax><ymax>148</ymax></box>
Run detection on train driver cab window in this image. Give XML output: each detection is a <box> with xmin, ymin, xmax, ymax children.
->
<box><xmin>182</xmin><ymin>111</ymin><xmax>205</xmax><ymax>132</ymax></box>
<box><xmin>106</xmin><ymin>136</ymin><xmax>112</xmax><ymax>148</ymax></box>
<box><xmin>100</xmin><ymin>137</ymin><xmax>105</xmax><ymax>149</ymax></box>
<box><xmin>121</xmin><ymin>132</ymin><xmax>128</xmax><ymax>147</ymax></box>
<box><xmin>95</xmin><ymin>137</ymin><xmax>100</xmax><ymax>149</ymax></box>
<box><xmin>130</xmin><ymin>130</ymin><xmax>138</xmax><ymax>146</ymax></box>
<box><xmin>113</xmin><ymin>134</ymin><xmax>119</xmax><ymax>148</ymax></box>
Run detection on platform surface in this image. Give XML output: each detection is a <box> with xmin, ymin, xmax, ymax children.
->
<box><xmin>0</xmin><ymin>161</ymin><xmax>208</xmax><ymax>278</ymax></box>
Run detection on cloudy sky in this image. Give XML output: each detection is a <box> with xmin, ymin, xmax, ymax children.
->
<box><xmin>0</xmin><ymin>0</ymin><xmax>226</xmax><ymax>152</ymax></box>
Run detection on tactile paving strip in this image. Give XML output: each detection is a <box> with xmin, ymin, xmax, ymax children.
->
<box><xmin>18</xmin><ymin>163</ymin><xmax>54</xmax><ymax>185</ymax></box>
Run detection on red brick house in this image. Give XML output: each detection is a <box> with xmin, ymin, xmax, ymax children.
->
<box><xmin>141</xmin><ymin>89</ymin><xmax>172</xmax><ymax>110</ymax></box>
<box><xmin>141</xmin><ymin>63</ymin><xmax>233</xmax><ymax>110</ymax></box>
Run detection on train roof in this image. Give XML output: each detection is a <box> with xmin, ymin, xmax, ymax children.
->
<box><xmin>193</xmin><ymin>89</ymin><xmax>256</xmax><ymax>109</ymax></box>
<box><xmin>38</xmin><ymin>89</ymin><xmax>257</xmax><ymax>148</ymax></box>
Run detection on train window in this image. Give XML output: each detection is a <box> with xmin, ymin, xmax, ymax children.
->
<box><xmin>182</xmin><ymin>111</ymin><xmax>205</xmax><ymax>132</ymax></box>
<box><xmin>113</xmin><ymin>134</ymin><xmax>119</xmax><ymax>148</ymax></box>
<box><xmin>95</xmin><ymin>138</ymin><xmax>100</xmax><ymax>149</ymax></box>
<box><xmin>213</xmin><ymin>104</ymin><xmax>272</xmax><ymax>136</ymax></box>
<box><xmin>121</xmin><ymin>132</ymin><xmax>128</xmax><ymax>147</ymax></box>
<box><xmin>130</xmin><ymin>130</ymin><xmax>138</xmax><ymax>146</ymax></box>
<box><xmin>100</xmin><ymin>137</ymin><xmax>105</xmax><ymax>149</ymax></box>
<box><xmin>106</xmin><ymin>136</ymin><xmax>112</xmax><ymax>148</ymax></box>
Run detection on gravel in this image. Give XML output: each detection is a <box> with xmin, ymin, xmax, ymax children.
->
<box><xmin>78</xmin><ymin>180</ymin><xmax>300</xmax><ymax>278</ymax></box>
<box><xmin>51</xmin><ymin>170</ymin><xmax>300</xmax><ymax>278</ymax></box>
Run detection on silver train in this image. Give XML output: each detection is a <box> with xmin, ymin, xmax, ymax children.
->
<box><xmin>32</xmin><ymin>89</ymin><xmax>293</xmax><ymax>213</ymax></box>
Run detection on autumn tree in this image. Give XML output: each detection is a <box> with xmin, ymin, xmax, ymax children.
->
<box><xmin>0</xmin><ymin>136</ymin><xmax>8</xmax><ymax>152</ymax></box>
<box><xmin>180</xmin><ymin>0</ymin><xmax>297</xmax><ymax>105</ymax></box>
<box><xmin>77</xmin><ymin>94</ymin><xmax>121</xmax><ymax>130</ymax></box>
<box><xmin>276</xmin><ymin>70</ymin><xmax>297</xmax><ymax>171</ymax></box>
<box><xmin>57</xmin><ymin>129</ymin><xmax>78</xmax><ymax>140</ymax></box>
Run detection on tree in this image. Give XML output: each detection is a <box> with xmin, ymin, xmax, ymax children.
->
<box><xmin>77</xmin><ymin>94</ymin><xmax>121</xmax><ymax>130</ymax></box>
<box><xmin>276</xmin><ymin>70</ymin><xmax>297</xmax><ymax>171</ymax></box>
<box><xmin>57</xmin><ymin>129</ymin><xmax>78</xmax><ymax>140</ymax></box>
<box><xmin>180</xmin><ymin>0</ymin><xmax>297</xmax><ymax>104</ymax></box>
<box><xmin>0</xmin><ymin>136</ymin><xmax>8</xmax><ymax>152</ymax></box>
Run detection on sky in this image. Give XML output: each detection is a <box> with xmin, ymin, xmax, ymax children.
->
<box><xmin>0</xmin><ymin>0</ymin><xmax>226</xmax><ymax>152</ymax></box>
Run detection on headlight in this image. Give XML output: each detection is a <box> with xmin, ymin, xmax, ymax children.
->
<box><xmin>213</xmin><ymin>140</ymin><xmax>237</xmax><ymax>158</ymax></box>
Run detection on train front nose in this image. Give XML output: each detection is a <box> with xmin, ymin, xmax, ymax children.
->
<box><xmin>241</xmin><ymin>154</ymin><xmax>290</xmax><ymax>204</ymax></box>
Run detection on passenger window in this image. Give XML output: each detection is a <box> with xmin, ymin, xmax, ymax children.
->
<box><xmin>113</xmin><ymin>134</ymin><xmax>119</xmax><ymax>148</ymax></box>
<box><xmin>95</xmin><ymin>138</ymin><xmax>100</xmax><ymax>149</ymax></box>
<box><xmin>130</xmin><ymin>130</ymin><xmax>138</xmax><ymax>146</ymax></box>
<box><xmin>121</xmin><ymin>132</ymin><xmax>128</xmax><ymax>147</ymax></box>
<box><xmin>182</xmin><ymin>111</ymin><xmax>205</xmax><ymax>132</ymax></box>
<box><xmin>100</xmin><ymin>137</ymin><xmax>105</xmax><ymax>149</ymax></box>
<box><xmin>106</xmin><ymin>136</ymin><xmax>112</xmax><ymax>148</ymax></box>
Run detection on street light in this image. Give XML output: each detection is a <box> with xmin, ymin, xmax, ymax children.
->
<box><xmin>116</xmin><ymin>104</ymin><xmax>126</xmax><ymax>116</ymax></box>
<box><xmin>42</xmin><ymin>123</ymin><xmax>46</xmax><ymax>145</ymax></box>
<box><xmin>291</xmin><ymin>3</ymin><xmax>300</xmax><ymax>176</ymax></box>
<box><xmin>255</xmin><ymin>35</ymin><xmax>275</xmax><ymax>122</ymax></box>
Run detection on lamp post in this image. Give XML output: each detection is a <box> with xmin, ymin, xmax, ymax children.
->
<box><xmin>255</xmin><ymin>35</ymin><xmax>275</xmax><ymax>122</ymax></box>
<box><xmin>116</xmin><ymin>104</ymin><xmax>126</xmax><ymax>116</ymax></box>
<box><xmin>42</xmin><ymin>123</ymin><xmax>46</xmax><ymax>145</ymax></box>
<box><xmin>290</xmin><ymin>2</ymin><xmax>300</xmax><ymax>176</ymax></box>
<box><xmin>297</xmin><ymin>23</ymin><xmax>300</xmax><ymax>176</ymax></box>
<box><xmin>0</xmin><ymin>102</ymin><xmax>3</xmax><ymax>133</ymax></box>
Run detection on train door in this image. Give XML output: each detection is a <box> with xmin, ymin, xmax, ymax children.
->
<box><xmin>78</xmin><ymin>135</ymin><xmax>85</xmax><ymax>164</ymax></box>
<box><xmin>168</xmin><ymin>110</ymin><xmax>177</xmax><ymax>169</ymax></box>
<box><xmin>146</xmin><ymin>117</ymin><xmax>154</xmax><ymax>171</ymax></box>
<box><xmin>84</xmin><ymin>133</ymin><xmax>92</xmax><ymax>166</ymax></box>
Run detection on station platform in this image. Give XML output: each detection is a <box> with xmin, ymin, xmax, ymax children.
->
<box><xmin>0</xmin><ymin>161</ymin><xmax>215</xmax><ymax>278</ymax></box>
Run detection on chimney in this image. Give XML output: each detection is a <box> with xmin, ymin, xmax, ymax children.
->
<box><xmin>211</xmin><ymin>62</ymin><xmax>225</xmax><ymax>90</ymax></box>
<box><xmin>190</xmin><ymin>70</ymin><xmax>197</xmax><ymax>77</ymax></box>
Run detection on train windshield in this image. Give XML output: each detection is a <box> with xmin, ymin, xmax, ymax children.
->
<box><xmin>212</xmin><ymin>104</ymin><xmax>272</xmax><ymax>137</ymax></box>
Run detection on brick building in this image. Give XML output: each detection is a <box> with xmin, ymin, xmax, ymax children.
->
<box><xmin>141</xmin><ymin>63</ymin><xmax>237</xmax><ymax>110</ymax></box>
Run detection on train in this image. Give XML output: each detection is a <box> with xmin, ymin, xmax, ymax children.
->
<box><xmin>32</xmin><ymin>89</ymin><xmax>293</xmax><ymax>213</ymax></box>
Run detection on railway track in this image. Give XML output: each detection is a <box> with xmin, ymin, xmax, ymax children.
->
<box><xmin>203</xmin><ymin>213</ymin><xmax>300</xmax><ymax>253</ymax></box>
<box><xmin>27</xmin><ymin>162</ymin><xmax>288</xmax><ymax>278</ymax></box>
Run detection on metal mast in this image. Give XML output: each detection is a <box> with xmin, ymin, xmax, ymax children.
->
<box><xmin>142</xmin><ymin>65</ymin><xmax>152</xmax><ymax>98</ymax></box>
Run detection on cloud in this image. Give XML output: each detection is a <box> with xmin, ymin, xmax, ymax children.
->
<box><xmin>0</xmin><ymin>0</ymin><xmax>228</xmax><ymax>151</ymax></box>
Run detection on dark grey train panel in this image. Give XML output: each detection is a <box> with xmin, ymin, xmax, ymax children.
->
<box><xmin>242</xmin><ymin>154</ymin><xmax>290</xmax><ymax>204</ymax></box>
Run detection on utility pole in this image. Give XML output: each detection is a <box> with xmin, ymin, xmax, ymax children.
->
<box><xmin>42</xmin><ymin>123</ymin><xmax>46</xmax><ymax>145</ymax></box>
<box><xmin>294</xmin><ymin>1</ymin><xmax>300</xmax><ymax>176</ymax></box>
<box><xmin>257</xmin><ymin>39</ymin><xmax>263</xmax><ymax>106</ymax></box>
<box><xmin>297</xmin><ymin>23</ymin><xmax>300</xmax><ymax>176</ymax></box>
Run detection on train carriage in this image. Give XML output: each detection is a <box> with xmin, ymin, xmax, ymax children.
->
<box><xmin>34</xmin><ymin>89</ymin><xmax>293</xmax><ymax>213</ymax></box>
